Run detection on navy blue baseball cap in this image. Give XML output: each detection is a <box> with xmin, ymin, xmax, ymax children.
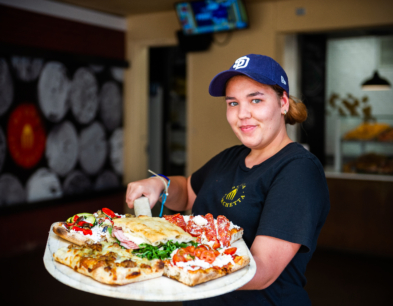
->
<box><xmin>208</xmin><ymin>54</ymin><xmax>289</xmax><ymax>97</ymax></box>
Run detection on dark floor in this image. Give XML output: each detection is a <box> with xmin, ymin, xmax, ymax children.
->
<box><xmin>1</xmin><ymin>247</ymin><xmax>392</xmax><ymax>306</ymax></box>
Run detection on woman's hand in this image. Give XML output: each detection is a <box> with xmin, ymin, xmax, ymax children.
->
<box><xmin>125</xmin><ymin>177</ymin><xmax>165</xmax><ymax>209</ymax></box>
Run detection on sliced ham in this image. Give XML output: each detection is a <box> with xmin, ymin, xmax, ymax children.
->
<box><xmin>112</xmin><ymin>228</ymin><xmax>139</xmax><ymax>249</ymax></box>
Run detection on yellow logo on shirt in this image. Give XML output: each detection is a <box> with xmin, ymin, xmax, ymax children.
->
<box><xmin>221</xmin><ymin>184</ymin><xmax>246</xmax><ymax>207</ymax></box>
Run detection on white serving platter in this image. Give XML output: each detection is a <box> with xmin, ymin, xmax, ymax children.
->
<box><xmin>44</xmin><ymin>223</ymin><xmax>257</xmax><ymax>302</ymax></box>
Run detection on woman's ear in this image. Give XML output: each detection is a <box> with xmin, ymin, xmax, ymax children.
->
<box><xmin>281</xmin><ymin>91</ymin><xmax>290</xmax><ymax>110</ymax></box>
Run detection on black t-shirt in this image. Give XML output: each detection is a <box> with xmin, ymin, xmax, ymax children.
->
<box><xmin>184</xmin><ymin>143</ymin><xmax>330</xmax><ymax>306</ymax></box>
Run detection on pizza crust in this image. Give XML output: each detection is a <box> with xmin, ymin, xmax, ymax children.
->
<box><xmin>52</xmin><ymin>222</ymin><xmax>93</xmax><ymax>245</ymax></box>
<box><xmin>53</xmin><ymin>244</ymin><xmax>165</xmax><ymax>285</ymax></box>
<box><xmin>230</xmin><ymin>229</ymin><xmax>244</xmax><ymax>244</ymax></box>
<box><xmin>163</xmin><ymin>254</ymin><xmax>250</xmax><ymax>287</ymax></box>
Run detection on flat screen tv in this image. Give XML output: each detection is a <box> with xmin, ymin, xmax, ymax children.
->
<box><xmin>175</xmin><ymin>0</ymin><xmax>249</xmax><ymax>35</ymax></box>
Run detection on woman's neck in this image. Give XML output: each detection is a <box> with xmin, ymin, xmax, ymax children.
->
<box><xmin>244</xmin><ymin>135</ymin><xmax>293</xmax><ymax>168</ymax></box>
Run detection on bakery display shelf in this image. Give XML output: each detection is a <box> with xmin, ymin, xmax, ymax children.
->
<box><xmin>43</xmin><ymin>223</ymin><xmax>257</xmax><ymax>302</ymax></box>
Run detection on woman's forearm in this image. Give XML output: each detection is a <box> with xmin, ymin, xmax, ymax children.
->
<box><xmin>162</xmin><ymin>176</ymin><xmax>190</xmax><ymax>212</ymax></box>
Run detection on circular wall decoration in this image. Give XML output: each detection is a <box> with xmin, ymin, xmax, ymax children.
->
<box><xmin>7</xmin><ymin>103</ymin><xmax>46</xmax><ymax>169</ymax></box>
<box><xmin>70</xmin><ymin>67</ymin><xmax>99</xmax><ymax>124</ymax></box>
<box><xmin>99</xmin><ymin>81</ymin><xmax>122</xmax><ymax>131</ymax></box>
<box><xmin>89</xmin><ymin>65</ymin><xmax>104</xmax><ymax>73</ymax></box>
<box><xmin>0</xmin><ymin>127</ymin><xmax>6</xmax><ymax>173</ymax></box>
<box><xmin>0</xmin><ymin>174</ymin><xmax>26</xmax><ymax>206</ymax></box>
<box><xmin>46</xmin><ymin>121</ymin><xmax>78</xmax><ymax>177</ymax></box>
<box><xmin>63</xmin><ymin>170</ymin><xmax>92</xmax><ymax>196</ymax></box>
<box><xmin>0</xmin><ymin>58</ymin><xmax>14</xmax><ymax>116</ymax></box>
<box><xmin>79</xmin><ymin>121</ymin><xmax>107</xmax><ymax>175</ymax></box>
<box><xmin>94</xmin><ymin>170</ymin><xmax>119</xmax><ymax>190</ymax></box>
<box><xmin>109</xmin><ymin>128</ymin><xmax>123</xmax><ymax>175</ymax></box>
<box><xmin>11</xmin><ymin>56</ymin><xmax>44</xmax><ymax>82</ymax></box>
<box><xmin>110</xmin><ymin>67</ymin><xmax>124</xmax><ymax>83</ymax></box>
<box><xmin>38</xmin><ymin>61</ymin><xmax>70</xmax><ymax>122</ymax></box>
<box><xmin>26</xmin><ymin>168</ymin><xmax>62</xmax><ymax>202</ymax></box>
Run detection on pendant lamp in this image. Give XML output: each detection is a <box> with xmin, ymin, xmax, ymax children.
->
<box><xmin>361</xmin><ymin>70</ymin><xmax>391</xmax><ymax>91</ymax></box>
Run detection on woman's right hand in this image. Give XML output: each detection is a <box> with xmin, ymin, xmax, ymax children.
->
<box><xmin>125</xmin><ymin>177</ymin><xmax>165</xmax><ymax>209</ymax></box>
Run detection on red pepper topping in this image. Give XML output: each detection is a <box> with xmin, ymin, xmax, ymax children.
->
<box><xmin>102</xmin><ymin>208</ymin><xmax>117</xmax><ymax>219</ymax></box>
<box><xmin>77</xmin><ymin>221</ymin><xmax>92</xmax><ymax>227</ymax></box>
<box><xmin>72</xmin><ymin>226</ymin><xmax>92</xmax><ymax>235</ymax></box>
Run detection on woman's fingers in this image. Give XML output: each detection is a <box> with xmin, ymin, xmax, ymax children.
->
<box><xmin>125</xmin><ymin>178</ymin><xmax>164</xmax><ymax>209</ymax></box>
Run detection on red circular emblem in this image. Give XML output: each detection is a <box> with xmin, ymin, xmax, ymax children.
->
<box><xmin>7</xmin><ymin>103</ymin><xmax>46</xmax><ymax>168</ymax></box>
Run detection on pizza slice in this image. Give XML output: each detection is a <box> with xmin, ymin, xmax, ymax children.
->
<box><xmin>53</xmin><ymin>208</ymin><xmax>132</xmax><ymax>246</ymax></box>
<box><xmin>53</xmin><ymin>241</ymin><xmax>164</xmax><ymax>285</ymax></box>
<box><xmin>112</xmin><ymin>215</ymin><xmax>196</xmax><ymax>250</ymax></box>
<box><xmin>163</xmin><ymin>214</ymin><xmax>244</xmax><ymax>248</ymax></box>
<box><xmin>163</xmin><ymin>244</ymin><xmax>250</xmax><ymax>287</ymax></box>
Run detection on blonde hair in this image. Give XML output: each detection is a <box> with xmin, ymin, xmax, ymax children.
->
<box><xmin>271</xmin><ymin>85</ymin><xmax>307</xmax><ymax>125</ymax></box>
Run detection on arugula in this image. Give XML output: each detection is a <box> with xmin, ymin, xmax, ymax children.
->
<box><xmin>133</xmin><ymin>240</ymin><xmax>198</xmax><ymax>260</ymax></box>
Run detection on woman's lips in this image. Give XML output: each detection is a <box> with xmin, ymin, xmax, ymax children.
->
<box><xmin>240</xmin><ymin>125</ymin><xmax>256</xmax><ymax>132</ymax></box>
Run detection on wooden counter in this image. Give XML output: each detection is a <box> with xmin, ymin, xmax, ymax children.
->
<box><xmin>319</xmin><ymin>173</ymin><xmax>393</xmax><ymax>257</ymax></box>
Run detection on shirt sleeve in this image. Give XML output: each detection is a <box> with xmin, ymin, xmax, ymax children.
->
<box><xmin>256</xmin><ymin>157</ymin><xmax>330</xmax><ymax>253</ymax></box>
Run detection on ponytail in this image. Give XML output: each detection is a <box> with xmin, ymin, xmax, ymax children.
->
<box><xmin>271</xmin><ymin>85</ymin><xmax>307</xmax><ymax>125</ymax></box>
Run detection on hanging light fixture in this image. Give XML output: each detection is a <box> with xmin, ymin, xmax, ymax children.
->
<box><xmin>361</xmin><ymin>70</ymin><xmax>391</xmax><ymax>91</ymax></box>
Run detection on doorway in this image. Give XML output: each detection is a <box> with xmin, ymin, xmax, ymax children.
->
<box><xmin>148</xmin><ymin>46</ymin><xmax>187</xmax><ymax>215</ymax></box>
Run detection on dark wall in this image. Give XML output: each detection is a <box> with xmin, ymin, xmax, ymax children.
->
<box><xmin>0</xmin><ymin>4</ymin><xmax>125</xmax><ymax>60</ymax></box>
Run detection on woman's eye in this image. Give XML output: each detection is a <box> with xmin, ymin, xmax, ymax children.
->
<box><xmin>228</xmin><ymin>102</ymin><xmax>238</xmax><ymax>107</ymax></box>
<box><xmin>251</xmin><ymin>99</ymin><xmax>261</xmax><ymax>104</ymax></box>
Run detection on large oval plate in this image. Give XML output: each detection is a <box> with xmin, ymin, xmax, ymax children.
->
<box><xmin>44</xmin><ymin>223</ymin><xmax>256</xmax><ymax>301</ymax></box>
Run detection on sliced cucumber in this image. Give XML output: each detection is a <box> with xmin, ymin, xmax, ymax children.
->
<box><xmin>100</xmin><ymin>218</ymin><xmax>113</xmax><ymax>227</ymax></box>
<box><xmin>66</xmin><ymin>213</ymin><xmax>96</xmax><ymax>225</ymax></box>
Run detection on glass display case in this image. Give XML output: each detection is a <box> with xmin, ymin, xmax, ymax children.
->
<box><xmin>334</xmin><ymin>116</ymin><xmax>393</xmax><ymax>175</ymax></box>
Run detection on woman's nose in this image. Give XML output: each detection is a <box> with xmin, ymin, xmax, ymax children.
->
<box><xmin>238</xmin><ymin>103</ymin><xmax>251</xmax><ymax>119</ymax></box>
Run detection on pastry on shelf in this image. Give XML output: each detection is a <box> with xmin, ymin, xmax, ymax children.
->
<box><xmin>343</xmin><ymin>122</ymin><xmax>391</xmax><ymax>140</ymax></box>
<box><xmin>377</xmin><ymin>127</ymin><xmax>393</xmax><ymax>142</ymax></box>
<box><xmin>343</xmin><ymin>153</ymin><xmax>393</xmax><ymax>175</ymax></box>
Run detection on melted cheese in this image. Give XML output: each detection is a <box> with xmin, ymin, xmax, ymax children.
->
<box><xmin>193</xmin><ymin>215</ymin><xmax>208</xmax><ymax>226</ymax></box>
<box><xmin>174</xmin><ymin>253</ymin><xmax>235</xmax><ymax>271</ymax></box>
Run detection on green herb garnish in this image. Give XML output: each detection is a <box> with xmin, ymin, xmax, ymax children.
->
<box><xmin>132</xmin><ymin>240</ymin><xmax>198</xmax><ymax>260</ymax></box>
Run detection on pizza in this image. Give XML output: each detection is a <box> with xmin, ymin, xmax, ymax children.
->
<box><xmin>52</xmin><ymin>208</ymin><xmax>132</xmax><ymax>246</ymax></box>
<box><xmin>163</xmin><ymin>213</ymin><xmax>244</xmax><ymax>249</ymax></box>
<box><xmin>51</xmin><ymin>210</ymin><xmax>250</xmax><ymax>287</ymax></box>
<box><xmin>53</xmin><ymin>241</ymin><xmax>164</xmax><ymax>285</ymax></box>
<box><xmin>163</xmin><ymin>244</ymin><xmax>250</xmax><ymax>287</ymax></box>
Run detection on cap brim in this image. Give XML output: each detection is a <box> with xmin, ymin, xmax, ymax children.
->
<box><xmin>208</xmin><ymin>70</ymin><xmax>276</xmax><ymax>97</ymax></box>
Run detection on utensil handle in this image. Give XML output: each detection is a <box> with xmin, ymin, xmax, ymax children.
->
<box><xmin>134</xmin><ymin>197</ymin><xmax>152</xmax><ymax>217</ymax></box>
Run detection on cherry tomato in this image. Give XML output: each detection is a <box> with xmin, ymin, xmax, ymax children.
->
<box><xmin>184</xmin><ymin>246</ymin><xmax>195</xmax><ymax>255</ymax></box>
<box><xmin>212</xmin><ymin>241</ymin><xmax>221</xmax><ymax>250</ymax></box>
<box><xmin>199</xmin><ymin>244</ymin><xmax>211</xmax><ymax>250</ymax></box>
<box><xmin>200</xmin><ymin>250</ymin><xmax>216</xmax><ymax>264</ymax></box>
<box><xmin>213</xmin><ymin>250</ymin><xmax>220</xmax><ymax>257</ymax></box>
<box><xmin>195</xmin><ymin>248</ymin><xmax>203</xmax><ymax>259</ymax></box>
<box><xmin>173</xmin><ymin>254</ymin><xmax>187</xmax><ymax>264</ymax></box>
<box><xmin>177</xmin><ymin>248</ymin><xmax>188</xmax><ymax>256</ymax></box>
<box><xmin>223</xmin><ymin>247</ymin><xmax>237</xmax><ymax>255</ymax></box>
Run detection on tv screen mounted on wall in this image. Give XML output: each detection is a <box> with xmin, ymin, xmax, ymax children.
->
<box><xmin>175</xmin><ymin>0</ymin><xmax>249</xmax><ymax>35</ymax></box>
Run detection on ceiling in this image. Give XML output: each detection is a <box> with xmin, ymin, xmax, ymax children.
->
<box><xmin>49</xmin><ymin>0</ymin><xmax>268</xmax><ymax>16</ymax></box>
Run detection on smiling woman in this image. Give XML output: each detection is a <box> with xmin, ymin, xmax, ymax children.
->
<box><xmin>125</xmin><ymin>54</ymin><xmax>330</xmax><ymax>306</ymax></box>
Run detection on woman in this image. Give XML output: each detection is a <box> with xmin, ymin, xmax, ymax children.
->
<box><xmin>126</xmin><ymin>54</ymin><xmax>330</xmax><ymax>306</ymax></box>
